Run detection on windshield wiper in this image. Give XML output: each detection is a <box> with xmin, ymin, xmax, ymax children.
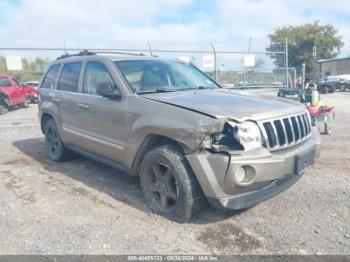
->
<box><xmin>137</xmin><ymin>88</ymin><xmax>178</xmax><ymax>94</ymax></box>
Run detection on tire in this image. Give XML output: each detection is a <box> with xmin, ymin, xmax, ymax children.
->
<box><xmin>319</xmin><ymin>86</ymin><xmax>328</xmax><ymax>94</ymax></box>
<box><xmin>340</xmin><ymin>85</ymin><xmax>346</xmax><ymax>92</ymax></box>
<box><xmin>2</xmin><ymin>97</ymin><xmax>10</xmax><ymax>108</ymax></box>
<box><xmin>140</xmin><ymin>145</ymin><xmax>206</xmax><ymax>223</ymax></box>
<box><xmin>0</xmin><ymin>104</ymin><xmax>8</xmax><ymax>115</ymax></box>
<box><xmin>311</xmin><ymin>116</ymin><xmax>317</xmax><ymax>126</ymax></box>
<box><xmin>328</xmin><ymin>87</ymin><xmax>335</xmax><ymax>93</ymax></box>
<box><xmin>44</xmin><ymin>119</ymin><xmax>73</xmax><ymax>162</ymax></box>
<box><xmin>324</xmin><ymin>123</ymin><xmax>332</xmax><ymax>135</ymax></box>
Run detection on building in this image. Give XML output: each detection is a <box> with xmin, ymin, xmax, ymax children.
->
<box><xmin>317</xmin><ymin>57</ymin><xmax>350</xmax><ymax>76</ymax></box>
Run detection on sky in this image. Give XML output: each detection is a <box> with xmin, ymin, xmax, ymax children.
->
<box><xmin>0</xmin><ymin>0</ymin><xmax>349</xmax><ymax>69</ymax></box>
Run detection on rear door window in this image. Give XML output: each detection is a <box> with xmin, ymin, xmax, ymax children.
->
<box><xmin>58</xmin><ymin>62</ymin><xmax>82</xmax><ymax>92</ymax></box>
<box><xmin>41</xmin><ymin>64</ymin><xmax>61</xmax><ymax>89</ymax></box>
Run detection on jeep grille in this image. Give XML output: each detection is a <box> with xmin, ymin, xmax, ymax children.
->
<box><xmin>259</xmin><ymin>112</ymin><xmax>312</xmax><ymax>151</ymax></box>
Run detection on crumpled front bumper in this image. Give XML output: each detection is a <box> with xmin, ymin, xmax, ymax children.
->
<box><xmin>186</xmin><ymin>127</ymin><xmax>321</xmax><ymax>210</ymax></box>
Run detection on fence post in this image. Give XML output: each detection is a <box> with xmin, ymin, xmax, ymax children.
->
<box><xmin>63</xmin><ymin>40</ymin><xmax>67</xmax><ymax>55</ymax></box>
<box><xmin>285</xmin><ymin>37</ymin><xmax>289</xmax><ymax>88</ymax></box>
<box><xmin>302</xmin><ymin>63</ymin><xmax>306</xmax><ymax>90</ymax></box>
<box><xmin>210</xmin><ymin>43</ymin><xmax>218</xmax><ymax>82</ymax></box>
<box><xmin>293</xmin><ymin>68</ymin><xmax>296</xmax><ymax>89</ymax></box>
<box><xmin>147</xmin><ymin>41</ymin><xmax>153</xmax><ymax>56</ymax></box>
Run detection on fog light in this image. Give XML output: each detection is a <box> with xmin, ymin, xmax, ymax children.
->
<box><xmin>235</xmin><ymin>167</ymin><xmax>246</xmax><ymax>183</ymax></box>
<box><xmin>233</xmin><ymin>165</ymin><xmax>256</xmax><ymax>186</ymax></box>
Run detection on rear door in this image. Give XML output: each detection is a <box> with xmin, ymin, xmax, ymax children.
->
<box><xmin>56</xmin><ymin>62</ymin><xmax>84</xmax><ymax>144</ymax></box>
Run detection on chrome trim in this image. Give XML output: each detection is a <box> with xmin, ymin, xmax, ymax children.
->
<box><xmin>271</xmin><ymin>121</ymin><xmax>279</xmax><ymax>147</ymax></box>
<box><xmin>62</xmin><ymin>126</ymin><xmax>124</xmax><ymax>151</ymax></box>
<box><xmin>280</xmin><ymin>118</ymin><xmax>288</xmax><ymax>145</ymax></box>
<box><xmin>295</xmin><ymin>116</ymin><xmax>301</xmax><ymax>141</ymax></box>
<box><xmin>288</xmin><ymin>117</ymin><xmax>295</xmax><ymax>143</ymax></box>
<box><xmin>258</xmin><ymin>111</ymin><xmax>312</xmax><ymax>152</ymax></box>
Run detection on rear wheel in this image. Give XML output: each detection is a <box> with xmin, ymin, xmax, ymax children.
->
<box><xmin>44</xmin><ymin>119</ymin><xmax>73</xmax><ymax>162</ymax></box>
<box><xmin>140</xmin><ymin>145</ymin><xmax>206</xmax><ymax>223</ymax></box>
<box><xmin>319</xmin><ymin>86</ymin><xmax>328</xmax><ymax>94</ymax></box>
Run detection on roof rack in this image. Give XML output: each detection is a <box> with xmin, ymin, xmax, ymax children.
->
<box><xmin>56</xmin><ymin>50</ymin><xmax>146</xmax><ymax>60</ymax></box>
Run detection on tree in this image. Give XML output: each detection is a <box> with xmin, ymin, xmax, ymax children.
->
<box><xmin>0</xmin><ymin>56</ymin><xmax>51</xmax><ymax>82</ymax></box>
<box><xmin>267</xmin><ymin>21</ymin><xmax>344</xmax><ymax>74</ymax></box>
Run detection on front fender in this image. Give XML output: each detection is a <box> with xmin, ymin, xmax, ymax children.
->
<box><xmin>123</xmin><ymin>114</ymin><xmax>223</xmax><ymax>168</ymax></box>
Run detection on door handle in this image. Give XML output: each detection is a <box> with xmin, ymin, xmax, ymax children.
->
<box><xmin>78</xmin><ymin>103</ymin><xmax>89</xmax><ymax>110</ymax></box>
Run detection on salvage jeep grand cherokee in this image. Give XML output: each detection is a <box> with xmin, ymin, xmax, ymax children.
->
<box><xmin>38</xmin><ymin>51</ymin><xmax>321</xmax><ymax>222</ymax></box>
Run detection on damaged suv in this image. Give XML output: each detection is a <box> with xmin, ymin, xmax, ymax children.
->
<box><xmin>38</xmin><ymin>51</ymin><xmax>321</xmax><ymax>222</ymax></box>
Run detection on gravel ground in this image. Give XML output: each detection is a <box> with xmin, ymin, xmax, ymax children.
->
<box><xmin>0</xmin><ymin>92</ymin><xmax>349</xmax><ymax>255</ymax></box>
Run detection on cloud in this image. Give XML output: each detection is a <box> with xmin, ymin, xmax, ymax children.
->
<box><xmin>0</xmin><ymin>0</ymin><xmax>349</xmax><ymax>68</ymax></box>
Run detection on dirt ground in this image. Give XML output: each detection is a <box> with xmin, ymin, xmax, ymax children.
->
<box><xmin>0</xmin><ymin>92</ymin><xmax>349</xmax><ymax>255</ymax></box>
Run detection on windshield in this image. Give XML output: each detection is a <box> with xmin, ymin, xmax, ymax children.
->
<box><xmin>115</xmin><ymin>60</ymin><xmax>219</xmax><ymax>93</ymax></box>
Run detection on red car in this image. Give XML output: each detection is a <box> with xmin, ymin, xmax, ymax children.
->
<box><xmin>0</xmin><ymin>74</ymin><xmax>30</xmax><ymax>114</ymax></box>
<box><xmin>21</xmin><ymin>82</ymin><xmax>39</xmax><ymax>103</ymax></box>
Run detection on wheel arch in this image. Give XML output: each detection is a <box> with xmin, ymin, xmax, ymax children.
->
<box><xmin>131</xmin><ymin>134</ymin><xmax>191</xmax><ymax>172</ymax></box>
<box><xmin>41</xmin><ymin>112</ymin><xmax>54</xmax><ymax>134</ymax></box>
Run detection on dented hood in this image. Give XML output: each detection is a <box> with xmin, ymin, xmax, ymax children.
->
<box><xmin>141</xmin><ymin>89</ymin><xmax>306</xmax><ymax>121</ymax></box>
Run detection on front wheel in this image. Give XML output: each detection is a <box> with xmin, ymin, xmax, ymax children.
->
<box><xmin>324</xmin><ymin>123</ymin><xmax>332</xmax><ymax>135</ymax></box>
<box><xmin>44</xmin><ymin>119</ymin><xmax>73</xmax><ymax>162</ymax></box>
<box><xmin>140</xmin><ymin>145</ymin><xmax>206</xmax><ymax>223</ymax></box>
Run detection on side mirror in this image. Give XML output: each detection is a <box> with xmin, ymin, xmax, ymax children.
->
<box><xmin>97</xmin><ymin>82</ymin><xmax>121</xmax><ymax>99</ymax></box>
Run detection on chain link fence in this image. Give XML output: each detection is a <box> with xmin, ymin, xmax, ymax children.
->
<box><xmin>0</xmin><ymin>40</ymin><xmax>292</xmax><ymax>115</ymax></box>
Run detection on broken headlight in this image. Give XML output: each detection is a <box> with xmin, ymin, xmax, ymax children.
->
<box><xmin>233</xmin><ymin>121</ymin><xmax>262</xmax><ymax>151</ymax></box>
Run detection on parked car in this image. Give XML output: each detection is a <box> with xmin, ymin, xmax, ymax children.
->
<box><xmin>21</xmin><ymin>81</ymin><xmax>40</xmax><ymax>103</ymax></box>
<box><xmin>0</xmin><ymin>74</ymin><xmax>29</xmax><ymax>114</ymax></box>
<box><xmin>38</xmin><ymin>51</ymin><xmax>321</xmax><ymax>222</ymax></box>
<box><xmin>24</xmin><ymin>81</ymin><xmax>40</xmax><ymax>87</ymax></box>
<box><xmin>317</xmin><ymin>75</ymin><xmax>350</xmax><ymax>94</ymax></box>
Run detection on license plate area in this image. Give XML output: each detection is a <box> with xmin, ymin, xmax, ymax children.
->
<box><xmin>294</xmin><ymin>148</ymin><xmax>315</xmax><ymax>175</ymax></box>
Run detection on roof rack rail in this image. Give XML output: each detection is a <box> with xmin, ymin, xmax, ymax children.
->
<box><xmin>56</xmin><ymin>50</ymin><xmax>96</xmax><ymax>60</ymax></box>
<box><xmin>56</xmin><ymin>49</ymin><xmax>146</xmax><ymax>60</ymax></box>
<box><xmin>92</xmin><ymin>51</ymin><xmax>146</xmax><ymax>56</ymax></box>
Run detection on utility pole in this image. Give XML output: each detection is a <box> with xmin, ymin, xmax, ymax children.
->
<box><xmin>63</xmin><ymin>40</ymin><xmax>67</xmax><ymax>55</ymax></box>
<box><xmin>210</xmin><ymin>43</ymin><xmax>218</xmax><ymax>82</ymax></box>
<box><xmin>147</xmin><ymin>41</ymin><xmax>153</xmax><ymax>56</ymax></box>
<box><xmin>312</xmin><ymin>45</ymin><xmax>317</xmax><ymax>80</ymax></box>
<box><xmin>302</xmin><ymin>63</ymin><xmax>306</xmax><ymax>90</ymax></box>
<box><xmin>243</xmin><ymin>37</ymin><xmax>252</xmax><ymax>86</ymax></box>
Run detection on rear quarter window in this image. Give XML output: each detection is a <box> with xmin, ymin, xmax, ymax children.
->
<box><xmin>41</xmin><ymin>64</ymin><xmax>61</xmax><ymax>89</ymax></box>
<box><xmin>58</xmin><ymin>62</ymin><xmax>82</xmax><ymax>92</ymax></box>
